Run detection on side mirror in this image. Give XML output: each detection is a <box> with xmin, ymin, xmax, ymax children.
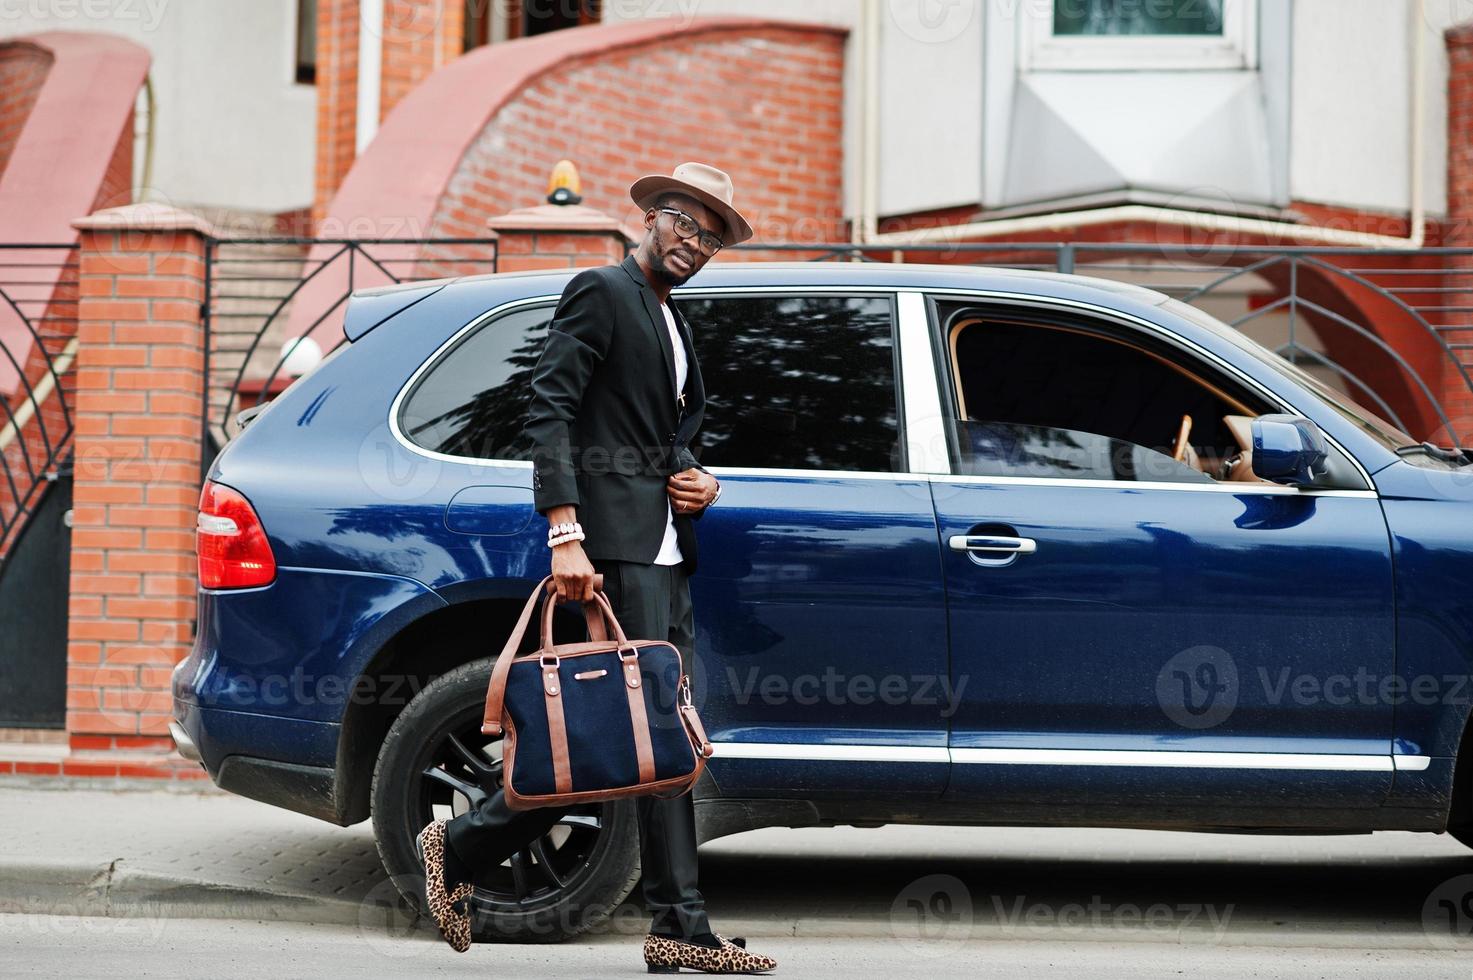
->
<box><xmin>1251</xmin><ymin>414</ymin><xmax>1329</xmax><ymax>486</ymax></box>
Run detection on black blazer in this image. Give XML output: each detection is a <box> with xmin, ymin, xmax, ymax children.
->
<box><xmin>523</xmin><ymin>254</ymin><xmax>711</xmax><ymax>576</ymax></box>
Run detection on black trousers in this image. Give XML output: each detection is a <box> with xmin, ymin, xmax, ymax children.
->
<box><xmin>444</xmin><ymin>557</ymin><xmax>713</xmax><ymax>942</ymax></box>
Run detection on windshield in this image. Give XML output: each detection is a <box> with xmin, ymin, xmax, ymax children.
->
<box><xmin>1157</xmin><ymin>297</ymin><xmax>1420</xmax><ymax>452</ymax></box>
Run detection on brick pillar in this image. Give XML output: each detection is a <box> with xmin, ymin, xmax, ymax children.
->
<box><xmin>1445</xmin><ymin>23</ymin><xmax>1473</xmax><ymax>442</ymax></box>
<box><xmin>487</xmin><ymin>202</ymin><xmax>633</xmax><ymax>272</ymax></box>
<box><xmin>63</xmin><ymin>203</ymin><xmax>210</xmax><ymax>776</ymax></box>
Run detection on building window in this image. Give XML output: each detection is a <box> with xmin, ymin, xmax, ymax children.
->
<box><xmin>1053</xmin><ymin>0</ymin><xmax>1224</xmax><ymax>35</ymax></box>
<box><xmin>1023</xmin><ymin>0</ymin><xmax>1256</xmax><ymax>71</ymax></box>
<box><xmin>296</xmin><ymin>0</ymin><xmax>317</xmax><ymax>84</ymax></box>
<box><xmin>464</xmin><ymin>0</ymin><xmax>600</xmax><ymax>52</ymax></box>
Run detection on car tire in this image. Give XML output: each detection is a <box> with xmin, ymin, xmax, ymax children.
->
<box><xmin>370</xmin><ymin>657</ymin><xmax>643</xmax><ymax>943</ymax></box>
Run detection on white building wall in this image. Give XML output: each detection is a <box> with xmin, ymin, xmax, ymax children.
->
<box><xmin>1289</xmin><ymin>0</ymin><xmax>1451</xmax><ymax>217</ymax></box>
<box><xmin>617</xmin><ymin>0</ymin><xmax>1464</xmax><ymax>224</ymax></box>
<box><xmin>0</xmin><ymin>0</ymin><xmax>317</xmax><ymax>215</ymax></box>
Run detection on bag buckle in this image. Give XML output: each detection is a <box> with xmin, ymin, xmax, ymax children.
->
<box><xmin>678</xmin><ymin>674</ymin><xmax>694</xmax><ymax>707</ymax></box>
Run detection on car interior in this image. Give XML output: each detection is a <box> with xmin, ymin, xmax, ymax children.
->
<box><xmin>937</xmin><ymin>302</ymin><xmax>1279</xmax><ymax>485</ymax></box>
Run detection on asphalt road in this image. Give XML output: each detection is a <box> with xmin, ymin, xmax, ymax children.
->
<box><xmin>2</xmin><ymin>915</ymin><xmax>1470</xmax><ymax>979</ymax></box>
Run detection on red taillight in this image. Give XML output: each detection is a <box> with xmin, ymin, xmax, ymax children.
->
<box><xmin>197</xmin><ymin>481</ymin><xmax>277</xmax><ymax>589</ymax></box>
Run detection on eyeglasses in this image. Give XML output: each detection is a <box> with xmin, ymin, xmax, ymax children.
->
<box><xmin>657</xmin><ymin>207</ymin><xmax>725</xmax><ymax>256</ymax></box>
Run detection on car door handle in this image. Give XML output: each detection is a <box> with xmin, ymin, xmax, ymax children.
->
<box><xmin>948</xmin><ymin>534</ymin><xmax>1037</xmax><ymax>555</ymax></box>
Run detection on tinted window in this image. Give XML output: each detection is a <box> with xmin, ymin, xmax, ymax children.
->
<box><xmin>674</xmin><ymin>295</ymin><xmax>900</xmax><ymax>472</ymax></box>
<box><xmin>952</xmin><ymin>419</ymin><xmax>1213</xmax><ymax>484</ymax></box>
<box><xmin>399</xmin><ymin>304</ymin><xmax>553</xmax><ymax>459</ymax></box>
<box><xmin>938</xmin><ymin>301</ymin><xmax>1274</xmax><ymax>484</ymax></box>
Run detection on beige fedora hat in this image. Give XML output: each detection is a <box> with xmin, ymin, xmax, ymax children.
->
<box><xmin>629</xmin><ymin>161</ymin><xmax>754</xmax><ymax>246</ymax></box>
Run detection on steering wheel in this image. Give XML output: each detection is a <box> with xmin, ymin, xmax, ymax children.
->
<box><xmin>1171</xmin><ymin>413</ymin><xmax>1194</xmax><ymax>462</ymax></box>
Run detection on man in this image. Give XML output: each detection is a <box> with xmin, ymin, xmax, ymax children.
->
<box><xmin>423</xmin><ymin>163</ymin><xmax>778</xmax><ymax>975</ymax></box>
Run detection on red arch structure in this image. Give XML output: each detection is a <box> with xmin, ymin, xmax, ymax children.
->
<box><xmin>286</xmin><ymin>16</ymin><xmax>846</xmax><ymax>352</ymax></box>
<box><xmin>0</xmin><ymin>31</ymin><xmax>148</xmax><ymax>555</ymax></box>
<box><xmin>0</xmin><ymin>31</ymin><xmax>149</xmax><ymax>397</ymax></box>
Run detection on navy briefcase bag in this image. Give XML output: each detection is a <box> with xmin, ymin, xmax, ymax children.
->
<box><xmin>481</xmin><ymin>573</ymin><xmax>714</xmax><ymax>810</ymax></box>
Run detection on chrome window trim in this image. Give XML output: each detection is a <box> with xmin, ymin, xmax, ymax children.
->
<box><xmin>710</xmin><ymin>741</ymin><xmax>1428</xmax><ymax>772</ymax></box>
<box><xmin>896</xmin><ymin>290</ymin><xmax>950</xmax><ymax>474</ymax></box>
<box><xmin>388</xmin><ymin>284</ymin><xmax>1378</xmax><ymax>500</ymax></box>
<box><xmin>389</xmin><ymin>287</ymin><xmax>929</xmax><ymax>479</ymax></box>
<box><xmin>928</xmin><ymin>473</ymin><xmax>1376</xmax><ymax>498</ymax></box>
<box><xmin>389</xmin><ymin>294</ymin><xmax>558</xmax><ymax>469</ymax></box>
<box><xmin>906</xmin><ymin>287</ymin><xmax>1380</xmax><ymax>496</ymax></box>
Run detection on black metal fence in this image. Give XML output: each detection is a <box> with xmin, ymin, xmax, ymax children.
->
<box><xmin>198</xmin><ymin>238</ymin><xmax>1473</xmax><ymax>458</ymax></box>
<box><xmin>0</xmin><ymin>244</ymin><xmax>78</xmax><ymax>563</ymax></box>
<box><xmin>203</xmin><ymin>237</ymin><xmax>500</xmax><ymax>457</ymax></box>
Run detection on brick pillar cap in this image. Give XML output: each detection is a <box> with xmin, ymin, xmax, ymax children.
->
<box><xmin>487</xmin><ymin>203</ymin><xmax>633</xmax><ymax>240</ymax></box>
<box><xmin>72</xmin><ymin>202</ymin><xmax>214</xmax><ymax>236</ymax></box>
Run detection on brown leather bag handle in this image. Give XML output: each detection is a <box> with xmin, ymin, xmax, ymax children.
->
<box><xmin>481</xmin><ymin>573</ymin><xmax>607</xmax><ymax>735</ymax></box>
<box><xmin>540</xmin><ymin>582</ymin><xmax>630</xmax><ymax>652</ymax></box>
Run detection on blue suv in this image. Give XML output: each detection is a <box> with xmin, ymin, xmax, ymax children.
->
<box><xmin>172</xmin><ymin>262</ymin><xmax>1473</xmax><ymax>941</ymax></box>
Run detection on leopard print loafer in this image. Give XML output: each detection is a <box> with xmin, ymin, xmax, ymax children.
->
<box><xmin>416</xmin><ymin>819</ymin><xmax>474</xmax><ymax>953</ymax></box>
<box><xmin>643</xmin><ymin>932</ymin><xmax>777</xmax><ymax>974</ymax></box>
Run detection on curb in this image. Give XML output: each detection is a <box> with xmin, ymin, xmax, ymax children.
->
<box><xmin>0</xmin><ymin>859</ymin><xmax>364</xmax><ymax>927</ymax></box>
<box><xmin>0</xmin><ymin>774</ymin><xmax>225</xmax><ymax>794</ymax></box>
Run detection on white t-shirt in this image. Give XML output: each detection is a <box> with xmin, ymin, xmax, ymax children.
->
<box><xmin>653</xmin><ymin>300</ymin><xmax>688</xmax><ymax>565</ymax></box>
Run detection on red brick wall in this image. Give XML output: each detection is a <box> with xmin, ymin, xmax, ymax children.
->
<box><xmin>1444</xmin><ymin>23</ymin><xmax>1473</xmax><ymax>440</ymax></box>
<box><xmin>314</xmin><ymin>0</ymin><xmax>362</xmax><ymax>227</ymax></box>
<box><xmin>0</xmin><ymin>41</ymin><xmax>52</xmax><ymax>183</ymax></box>
<box><xmin>428</xmin><ymin>25</ymin><xmax>846</xmax><ymax>255</ymax></box>
<box><xmin>69</xmin><ymin>219</ymin><xmax>206</xmax><ymax>751</ymax></box>
<box><xmin>381</xmin><ymin>0</ymin><xmax>465</xmax><ymax>120</ymax></box>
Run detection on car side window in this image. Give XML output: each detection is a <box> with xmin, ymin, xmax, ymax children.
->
<box><xmin>673</xmin><ymin>294</ymin><xmax>901</xmax><ymax>472</ymax></box>
<box><xmin>399</xmin><ymin>304</ymin><xmax>554</xmax><ymax>460</ymax></box>
<box><xmin>935</xmin><ymin>300</ymin><xmax>1279</xmax><ymax>485</ymax></box>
